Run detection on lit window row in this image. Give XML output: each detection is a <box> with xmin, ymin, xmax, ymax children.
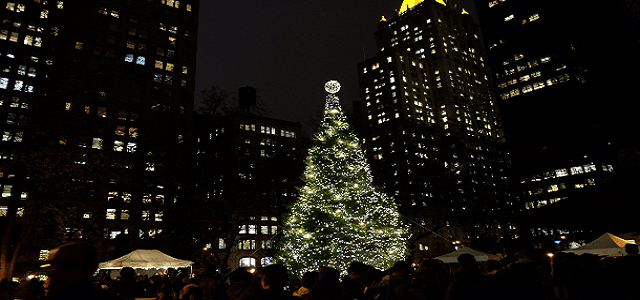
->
<box><xmin>281</xmin><ymin>130</ymin><xmax>296</xmax><ymax>138</ymax></box>
<box><xmin>261</xmin><ymin>126</ymin><xmax>277</xmax><ymax>135</ymax></box>
<box><xmin>160</xmin><ymin>0</ymin><xmax>192</xmax><ymax>11</ymax></box>
<box><xmin>0</xmin><ymin>206</ymin><xmax>24</xmax><ymax>217</ymax></box>
<box><xmin>238</xmin><ymin>224</ymin><xmax>278</xmax><ymax>235</ymax></box>
<box><xmin>98</xmin><ymin>7</ymin><xmax>120</xmax><ymax>18</ymax></box>
<box><xmin>240</xmin><ymin>123</ymin><xmax>256</xmax><ymax>131</ymax></box>
<box><xmin>1</xmin><ymin>130</ymin><xmax>23</xmax><ymax>143</ymax></box>
<box><xmin>0</xmin><ymin>78</ymin><xmax>34</xmax><ymax>93</ymax></box>
<box><xmin>105</xmin><ymin>209</ymin><xmax>163</xmax><ymax>221</ymax></box>
<box><xmin>113</xmin><ymin>140</ymin><xmax>137</xmax><ymax>153</ymax></box>
<box><xmin>499</xmin><ymin>74</ymin><xmax>569</xmax><ymax>99</ymax></box>
<box><xmin>488</xmin><ymin>0</ymin><xmax>507</xmax><ymax>8</ymax></box>
<box><xmin>523</xmin><ymin>164</ymin><xmax>612</xmax><ymax>183</ymax></box>
<box><xmin>0</xmin><ymin>30</ymin><xmax>43</xmax><ymax>47</ymax></box>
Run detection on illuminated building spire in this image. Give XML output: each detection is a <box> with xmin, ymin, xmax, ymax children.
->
<box><xmin>399</xmin><ymin>0</ymin><xmax>450</xmax><ymax>14</ymax></box>
<box><xmin>399</xmin><ymin>0</ymin><xmax>423</xmax><ymax>14</ymax></box>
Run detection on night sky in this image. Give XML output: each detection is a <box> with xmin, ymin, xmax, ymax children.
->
<box><xmin>196</xmin><ymin>0</ymin><xmax>476</xmax><ymax>134</ymax></box>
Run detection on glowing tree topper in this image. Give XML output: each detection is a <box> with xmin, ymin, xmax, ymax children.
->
<box><xmin>277</xmin><ymin>80</ymin><xmax>409</xmax><ymax>277</ymax></box>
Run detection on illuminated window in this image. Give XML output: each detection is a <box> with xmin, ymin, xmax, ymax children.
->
<box><xmin>92</xmin><ymin>138</ymin><xmax>103</xmax><ymax>149</ymax></box>
<box><xmin>155</xmin><ymin>211</ymin><xmax>163</xmax><ymax>222</ymax></box>
<box><xmin>239</xmin><ymin>257</ymin><xmax>256</xmax><ymax>267</ymax></box>
<box><xmin>39</xmin><ymin>250</ymin><xmax>49</xmax><ymax>261</ymax></box>
<box><xmin>261</xmin><ymin>257</ymin><xmax>273</xmax><ymax>266</ymax></box>
<box><xmin>504</xmin><ymin>15</ymin><xmax>514</xmax><ymax>21</ymax></box>
<box><xmin>136</xmin><ymin>56</ymin><xmax>146</xmax><ymax>65</ymax></box>
<box><xmin>113</xmin><ymin>140</ymin><xmax>124</xmax><ymax>152</ymax></box>
<box><xmin>142</xmin><ymin>210</ymin><xmax>150</xmax><ymax>221</ymax></box>
<box><xmin>115</xmin><ymin>125</ymin><xmax>125</xmax><ymax>136</ymax></box>
<box><xmin>126</xmin><ymin>142</ymin><xmax>136</xmax><ymax>153</ymax></box>
<box><xmin>238</xmin><ymin>240</ymin><xmax>256</xmax><ymax>250</ymax></box>
<box><xmin>522</xmin><ymin>85</ymin><xmax>533</xmax><ymax>93</ymax></box>
<box><xmin>529</xmin><ymin>14</ymin><xmax>540</xmax><ymax>21</ymax></box>
<box><xmin>533</xmin><ymin>81</ymin><xmax>545</xmax><ymax>90</ymax></box>
<box><xmin>121</xmin><ymin>210</ymin><xmax>130</xmax><ymax>220</ymax></box>
<box><xmin>14</xmin><ymin>80</ymin><xmax>23</xmax><ymax>91</ymax></box>
<box><xmin>40</xmin><ymin>9</ymin><xmax>49</xmax><ymax>18</ymax></box>
<box><xmin>520</xmin><ymin>75</ymin><xmax>530</xmax><ymax>82</ymax></box>
<box><xmin>556</xmin><ymin>169</ymin><xmax>568</xmax><ymax>177</ymax></box>
<box><xmin>106</xmin><ymin>209</ymin><xmax>117</xmax><ymax>220</ymax></box>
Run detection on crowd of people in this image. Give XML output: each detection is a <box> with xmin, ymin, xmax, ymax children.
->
<box><xmin>2</xmin><ymin>241</ymin><xmax>640</xmax><ymax>300</ymax></box>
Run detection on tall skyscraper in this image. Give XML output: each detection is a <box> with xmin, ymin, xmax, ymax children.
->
<box><xmin>357</xmin><ymin>0</ymin><xmax>509</xmax><ymax>255</ymax></box>
<box><xmin>0</xmin><ymin>0</ymin><xmax>198</xmax><ymax>277</ymax></box>
<box><xmin>474</xmin><ymin>0</ymin><xmax>640</xmax><ymax>215</ymax></box>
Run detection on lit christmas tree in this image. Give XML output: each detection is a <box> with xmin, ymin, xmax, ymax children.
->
<box><xmin>277</xmin><ymin>80</ymin><xmax>409</xmax><ymax>277</ymax></box>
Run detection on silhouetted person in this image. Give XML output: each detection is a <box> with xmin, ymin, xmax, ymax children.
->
<box><xmin>226</xmin><ymin>268</ymin><xmax>259</xmax><ymax>300</ymax></box>
<box><xmin>341</xmin><ymin>262</ymin><xmax>369</xmax><ymax>300</ymax></box>
<box><xmin>293</xmin><ymin>271</ymin><xmax>318</xmax><ymax>298</ymax></box>
<box><xmin>108</xmin><ymin>267</ymin><xmax>148</xmax><ymax>299</ymax></box>
<box><xmin>444</xmin><ymin>254</ymin><xmax>483</xmax><ymax>300</ymax></box>
<box><xmin>40</xmin><ymin>241</ymin><xmax>120</xmax><ymax>300</ymax></box>
<box><xmin>179</xmin><ymin>284</ymin><xmax>203</xmax><ymax>300</ymax></box>
<box><xmin>308</xmin><ymin>267</ymin><xmax>347</xmax><ymax>300</ymax></box>
<box><xmin>414</xmin><ymin>259</ymin><xmax>451</xmax><ymax>300</ymax></box>
<box><xmin>365</xmin><ymin>260</ymin><xmax>424</xmax><ymax>300</ymax></box>
<box><xmin>257</xmin><ymin>264</ymin><xmax>294</xmax><ymax>300</ymax></box>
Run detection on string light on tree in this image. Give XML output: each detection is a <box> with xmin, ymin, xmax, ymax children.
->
<box><xmin>277</xmin><ymin>80</ymin><xmax>409</xmax><ymax>277</ymax></box>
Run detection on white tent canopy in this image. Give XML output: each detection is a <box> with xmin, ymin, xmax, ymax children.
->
<box><xmin>435</xmin><ymin>247</ymin><xmax>501</xmax><ymax>263</ymax></box>
<box><xmin>99</xmin><ymin>249</ymin><xmax>193</xmax><ymax>269</ymax></box>
<box><xmin>563</xmin><ymin>232</ymin><xmax>636</xmax><ymax>256</ymax></box>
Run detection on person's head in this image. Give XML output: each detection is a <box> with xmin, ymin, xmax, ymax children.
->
<box><xmin>120</xmin><ymin>267</ymin><xmax>136</xmax><ymax>280</ymax></box>
<box><xmin>391</xmin><ymin>260</ymin><xmax>412</xmax><ymax>278</ymax></box>
<box><xmin>230</xmin><ymin>268</ymin><xmax>254</xmax><ymax>284</ymax></box>
<box><xmin>457</xmin><ymin>253</ymin><xmax>477</xmax><ymax>267</ymax></box>
<box><xmin>347</xmin><ymin>262</ymin><xmax>368</xmax><ymax>281</ymax></box>
<box><xmin>44</xmin><ymin>241</ymin><xmax>99</xmax><ymax>291</ymax></box>
<box><xmin>317</xmin><ymin>267</ymin><xmax>340</xmax><ymax>285</ymax></box>
<box><xmin>300</xmin><ymin>271</ymin><xmax>319</xmax><ymax>289</ymax></box>
<box><xmin>260</xmin><ymin>264</ymin><xmax>289</xmax><ymax>290</ymax></box>
<box><xmin>179</xmin><ymin>284</ymin><xmax>202</xmax><ymax>300</ymax></box>
<box><xmin>625</xmin><ymin>243</ymin><xmax>639</xmax><ymax>255</ymax></box>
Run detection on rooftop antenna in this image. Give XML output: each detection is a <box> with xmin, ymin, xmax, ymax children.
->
<box><xmin>362</xmin><ymin>42</ymin><xmax>366</xmax><ymax>60</ymax></box>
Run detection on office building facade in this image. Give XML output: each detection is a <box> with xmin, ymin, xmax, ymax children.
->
<box><xmin>191</xmin><ymin>91</ymin><xmax>306</xmax><ymax>270</ymax></box>
<box><xmin>474</xmin><ymin>0</ymin><xmax>640</xmax><ymax>214</ymax></box>
<box><xmin>357</xmin><ymin>0</ymin><xmax>509</xmax><ymax>255</ymax></box>
<box><xmin>0</xmin><ymin>0</ymin><xmax>198</xmax><ymax>275</ymax></box>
